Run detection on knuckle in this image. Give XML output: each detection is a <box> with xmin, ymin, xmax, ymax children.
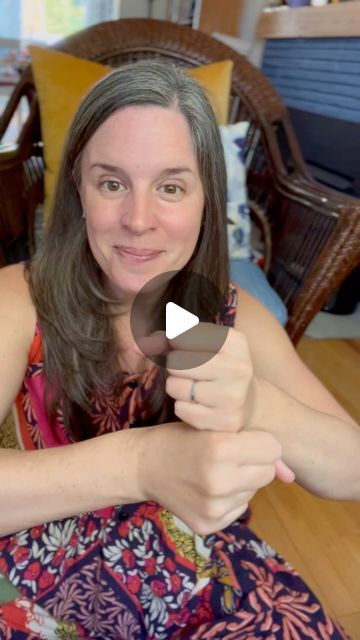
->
<box><xmin>259</xmin><ymin>464</ymin><xmax>276</xmax><ymax>487</ymax></box>
<box><xmin>216</xmin><ymin>400</ymin><xmax>240</xmax><ymax>429</ymax></box>
<box><xmin>165</xmin><ymin>376</ymin><xmax>175</xmax><ymax>395</ymax></box>
<box><xmin>235</xmin><ymin>357</ymin><xmax>252</xmax><ymax>375</ymax></box>
<box><xmin>261</xmin><ymin>432</ymin><xmax>282</xmax><ymax>460</ymax></box>
<box><xmin>204</xmin><ymin>431</ymin><xmax>224</xmax><ymax>462</ymax></box>
<box><xmin>207</xmin><ymin>473</ymin><xmax>230</xmax><ymax>498</ymax></box>
<box><xmin>235</xmin><ymin>332</ymin><xmax>251</xmax><ymax>357</ymax></box>
<box><xmin>232</xmin><ymin>329</ymin><xmax>246</xmax><ymax>345</ymax></box>
<box><xmin>200</xmin><ymin>498</ymin><xmax>223</xmax><ymax>521</ymax></box>
<box><xmin>223</xmin><ymin>432</ymin><xmax>239</xmax><ymax>455</ymax></box>
<box><xmin>173</xmin><ymin>400</ymin><xmax>183</xmax><ymax>419</ymax></box>
<box><xmin>193</xmin><ymin>520</ymin><xmax>216</xmax><ymax>536</ymax></box>
<box><xmin>199</xmin><ymin>470</ymin><xmax>219</xmax><ymax>498</ymax></box>
<box><xmin>205</xmin><ymin>431</ymin><xmax>237</xmax><ymax>463</ymax></box>
<box><xmin>236</xmin><ymin>503</ymin><xmax>249</xmax><ymax>519</ymax></box>
<box><xmin>227</xmin><ymin>415</ymin><xmax>241</xmax><ymax>432</ymax></box>
<box><xmin>217</xmin><ymin>478</ymin><xmax>235</xmax><ymax>498</ymax></box>
<box><xmin>268</xmin><ymin>465</ymin><xmax>277</xmax><ymax>484</ymax></box>
<box><xmin>193</xmin><ymin>500</ymin><xmax>250</xmax><ymax>535</ymax></box>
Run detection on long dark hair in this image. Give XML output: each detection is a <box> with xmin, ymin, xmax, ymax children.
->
<box><xmin>28</xmin><ymin>59</ymin><xmax>229</xmax><ymax>441</ymax></box>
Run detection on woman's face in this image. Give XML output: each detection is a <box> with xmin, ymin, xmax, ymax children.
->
<box><xmin>79</xmin><ymin>105</ymin><xmax>205</xmax><ymax>302</ymax></box>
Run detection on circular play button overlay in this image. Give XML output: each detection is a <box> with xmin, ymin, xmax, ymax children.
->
<box><xmin>130</xmin><ymin>270</ymin><xmax>230</xmax><ymax>370</ymax></box>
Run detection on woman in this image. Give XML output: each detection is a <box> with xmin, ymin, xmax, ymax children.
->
<box><xmin>0</xmin><ymin>60</ymin><xmax>358</xmax><ymax>639</ymax></box>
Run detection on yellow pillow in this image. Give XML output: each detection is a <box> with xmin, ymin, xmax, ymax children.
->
<box><xmin>185</xmin><ymin>61</ymin><xmax>232</xmax><ymax>125</ymax></box>
<box><xmin>29</xmin><ymin>46</ymin><xmax>233</xmax><ymax>220</ymax></box>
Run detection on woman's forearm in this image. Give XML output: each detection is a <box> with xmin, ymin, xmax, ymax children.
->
<box><xmin>0</xmin><ymin>429</ymin><xmax>147</xmax><ymax>537</ymax></box>
<box><xmin>248</xmin><ymin>377</ymin><xmax>360</xmax><ymax>500</ymax></box>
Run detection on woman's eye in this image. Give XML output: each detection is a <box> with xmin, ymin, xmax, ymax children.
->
<box><xmin>160</xmin><ymin>184</ymin><xmax>183</xmax><ymax>195</ymax></box>
<box><xmin>101</xmin><ymin>179</ymin><xmax>124</xmax><ymax>192</ymax></box>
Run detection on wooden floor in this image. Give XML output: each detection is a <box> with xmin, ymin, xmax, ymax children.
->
<box><xmin>251</xmin><ymin>338</ymin><xmax>360</xmax><ymax>639</ymax></box>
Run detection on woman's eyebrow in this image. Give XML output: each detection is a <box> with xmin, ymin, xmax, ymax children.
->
<box><xmin>157</xmin><ymin>167</ymin><xmax>194</xmax><ymax>178</ymax></box>
<box><xmin>89</xmin><ymin>163</ymin><xmax>125</xmax><ymax>174</ymax></box>
<box><xmin>89</xmin><ymin>163</ymin><xmax>193</xmax><ymax>178</ymax></box>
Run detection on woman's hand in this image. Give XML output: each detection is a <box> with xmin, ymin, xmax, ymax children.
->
<box><xmin>166</xmin><ymin>323</ymin><xmax>257</xmax><ymax>432</ymax></box>
<box><xmin>140</xmin><ymin>422</ymin><xmax>291</xmax><ymax>535</ymax></box>
<box><xmin>138</xmin><ymin>324</ymin><xmax>295</xmax><ymax>488</ymax></box>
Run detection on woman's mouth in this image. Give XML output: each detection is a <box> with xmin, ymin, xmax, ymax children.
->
<box><xmin>115</xmin><ymin>246</ymin><xmax>163</xmax><ymax>264</ymax></box>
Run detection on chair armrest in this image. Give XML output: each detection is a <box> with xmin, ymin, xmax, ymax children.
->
<box><xmin>267</xmin><ymin>174</ymin><xmax>360</xmax><ymax>343</ymax></box>
<box><xmin>0</xmin><ymin>142</ymin><xmax>27</xmax><ymax>265</ymax></box>
<box><xmin>0</xmin><ymin>141</ymin><xmax>43</xmax><ymax>264</ymax></box>
<box><xmin>243</xmin><ymin>110</ymin><xmax>360</xmax><ymax>343</ymax></box>
<box><xmin>0</xmin><ymin>69</ymin><xmax>44</xmax><ymax>264</ymax></box>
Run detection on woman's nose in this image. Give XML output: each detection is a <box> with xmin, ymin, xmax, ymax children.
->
<box><xmin>120</xmin><ymin>191</ymin><xmax>157</xmax><ymax>234</ymax></box>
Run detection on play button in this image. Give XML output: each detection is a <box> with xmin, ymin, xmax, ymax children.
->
<box><xmin>130</xmin><ymin>270</ymin><xmax>230</xmax><ymax>370</ymax></box>
<box><xmin>165</xmin><ymin>302</ymin><xmax>199</xmax><ymax>339</ymax></box>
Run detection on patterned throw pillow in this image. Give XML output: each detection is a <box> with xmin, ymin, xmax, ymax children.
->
<box><xmin>219</xmin><ymin>121</ymin><xmax>252</xmax><ymax>261</ymax></box>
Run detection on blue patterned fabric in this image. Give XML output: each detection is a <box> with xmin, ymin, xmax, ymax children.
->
<box><xmin>220</xmin><ymin>122</ymin><xmax>288</xmax><ymax>325</ymax></box>
<box><xmin>220</xmin><ymin>121</ymin><xmax>252</xmax><ymax>261</ymax></box>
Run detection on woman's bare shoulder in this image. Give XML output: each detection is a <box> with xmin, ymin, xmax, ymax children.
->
<box><xmin>0</xmin><ymin>263</ymin><xmax>37</xmax><ymax>423</ymax></box>
<box><xmin>0</xmin><ymin>263</ymin><xmax>36</xmax><ymax>341</ymax></box>
<box><xmin>0</xmin><ymin>261</ymin><xmax>33</xmax><ymax>298</ymax></box>
<box><xmin>233</xmin><ymin>285</ymin><xmax>296</xmax><ymax>378</ymax></box>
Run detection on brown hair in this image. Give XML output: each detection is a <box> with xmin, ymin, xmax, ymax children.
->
<box><xmin>28</xmin><ymin>59</ymin><xmax>229</xmax><ymax>441</ymax></box>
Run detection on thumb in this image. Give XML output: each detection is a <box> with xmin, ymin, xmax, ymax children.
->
<box><xmin>274</xmin><ymin>459</ymin><xmax>296</xmax><ymax>484</ymax></box>
<box><xmin>134</xmin><ymin>331</ymin><xmax>169</xmax><ymax>357</ymax></box>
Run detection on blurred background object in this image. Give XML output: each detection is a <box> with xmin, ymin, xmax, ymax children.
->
<box><xmin>286</xmin><ymin>0</ymin><xmax>311</xmax><ymax>6</ymax></box>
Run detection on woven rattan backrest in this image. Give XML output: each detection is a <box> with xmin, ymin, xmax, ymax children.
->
<box><xmin>13</xmin><ymin>18</ymin><xmax>296</xmax><ymax>184</ymax></box>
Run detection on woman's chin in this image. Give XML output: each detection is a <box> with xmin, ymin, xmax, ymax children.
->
<box><xmin>109</xmin><ymin>270</ymin><xmax>178</xmax><ymax>305</ymax></box>
<box><xmin>107</xmin><ymin>274</ymin><xmax>156</xmax><ymax>301</ymax></box>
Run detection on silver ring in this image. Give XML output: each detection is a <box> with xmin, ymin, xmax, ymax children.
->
<box><xmin>190</xmin><ymin>380</ymin><xmax>197</xmax><ymax>403</ymax></box>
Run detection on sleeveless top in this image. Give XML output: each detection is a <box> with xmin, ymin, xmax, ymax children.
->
<box><xmin>12</xmin><ymin>284</ymin><xmax>238</xmax><ymax>517</ymax></box>
<box><xmin>1</xmin><ymin>283</ymin><xmax>349</xmax><ymax>639</ymax></box>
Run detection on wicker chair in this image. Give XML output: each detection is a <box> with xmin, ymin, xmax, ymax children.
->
<box><xmin>0</xmin><ymin>18</ymin><xmax>359</xmax><ymax>344</ymax></box>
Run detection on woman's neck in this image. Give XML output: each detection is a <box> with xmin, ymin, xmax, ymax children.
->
<box><xmin>113</xmin><ymin>312</ymin><xmax>151</xmax><ymax>375</ymax></box>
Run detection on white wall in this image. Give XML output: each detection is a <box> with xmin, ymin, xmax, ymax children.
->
<box><xmin>239</xmin><ymin>0</ymin><xmax>268</xmax><ymax>41</ymax></box>
<box><xmin>239</xmin><ymin>0</ymin><xmax>268</xmax><ymax>67</ymax></box>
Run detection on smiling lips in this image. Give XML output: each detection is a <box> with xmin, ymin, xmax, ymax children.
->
<box><xmin>115</xmin><ymin>246</ymin><xmax>163</xmax><ymax>263</ymax></box>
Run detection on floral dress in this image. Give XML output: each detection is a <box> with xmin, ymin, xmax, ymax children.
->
<box><xmin>0</xmin><ymin>286</ymin><xmax>350</xmax><ymax>639</ymax></box>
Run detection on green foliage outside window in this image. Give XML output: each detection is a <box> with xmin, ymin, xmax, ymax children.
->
<box><xmin>44</xmin><ymin>0</ymin><xmax>85</xmax><ymax>37</ymax></box>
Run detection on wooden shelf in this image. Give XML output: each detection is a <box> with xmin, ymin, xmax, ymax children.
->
<box><xmin>257</xmin><ymin>1</ymin><xmax>360</xmax><ymax>39</ymax></box>
<box><xmin>197</xmin><ymin>0</ymin><xmax>245</xmax><ymax>37</ymax></box>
